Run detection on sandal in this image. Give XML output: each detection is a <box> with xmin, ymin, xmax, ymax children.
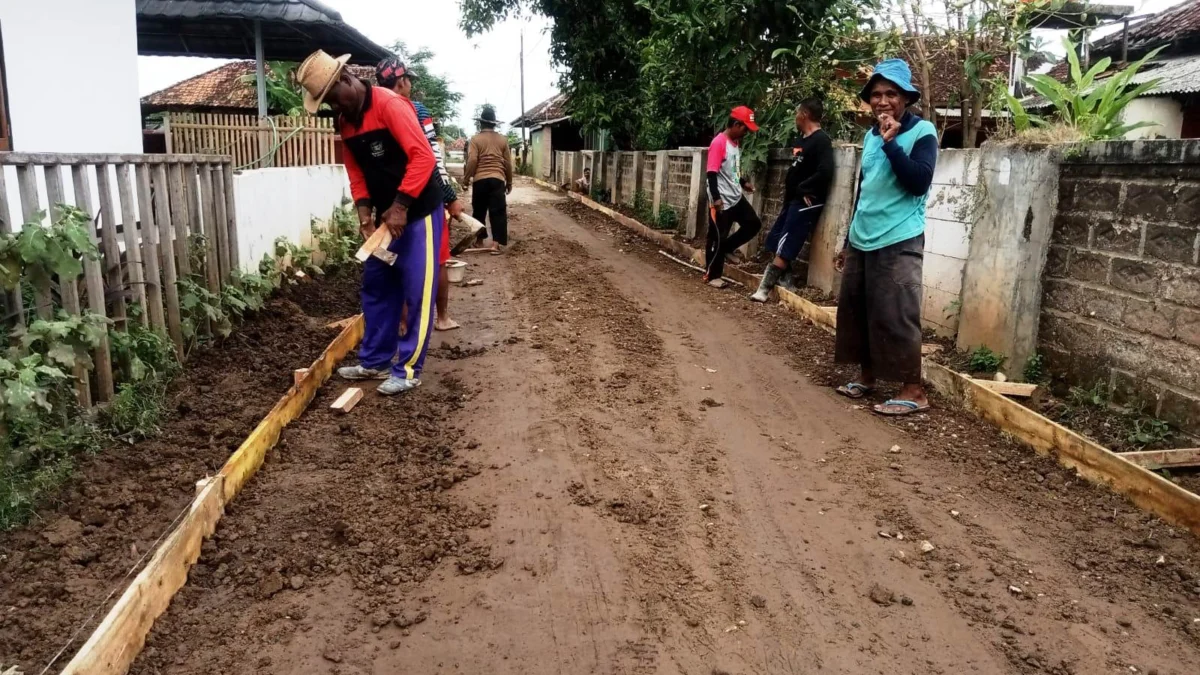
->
<box><xmin>873</xmin><ymin>399</ymin><xmax>931</xmax><ymax>416</ymax></box>
<box><xmin>836</xmin><ymin>382</ymin><xmax>873</xmax><ymax>399</ymax></box>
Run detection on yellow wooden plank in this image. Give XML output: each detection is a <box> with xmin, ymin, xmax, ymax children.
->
<box><xmin>970</xmin><ymin>379</ymin><xmax>1040</xmax><ymax>398</ymax></box>
<box><xmin>1121</xmin><ymin>448</ymin><xmax>1200</xmax><ymax>471</ymax></box>
<box><xmin>331</xmin><ymin>387</ymin><xmax>364</xmax><ymax>413</ymax></box>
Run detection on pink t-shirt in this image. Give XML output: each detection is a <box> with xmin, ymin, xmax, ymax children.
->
<box><xmin>707</xmin><ymin>132</ymin><xmax>743</xmax><ymax>205</ymax></box>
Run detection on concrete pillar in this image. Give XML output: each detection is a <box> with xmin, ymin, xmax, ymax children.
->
<box><xmin>631</xmin><ymin>152</ymin><xmax>644</xmax><ymax>202</ymax></box>
<box><xmin>652</xmin><ymin>150</ymin><xmax>668</xmax><ymax>215</ymax></box>
<box><xmin>807</xmin><ymin>145</ymin><xmax>861</xmax><ymax>294</ymax></box>
<box><xmin>685</xmin><ymin>149</ymin><xmax>708</xmax><ymax>238</ymax></box>
<box><xmin>609</xmin><ymin>151</ymin><xmax>620</xmax><ymax>202</ymax></box>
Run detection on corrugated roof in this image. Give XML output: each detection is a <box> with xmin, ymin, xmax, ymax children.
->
<box><xmin>511</xmin><ymin>93</ymin><xmax>569</xmax><ymax>127</ymax></box>
<box><xmin>1023</xmin><ymin>54</ymin><xmax>1200</xmax><ymax>108</ymax></box>
<box><xmin>141</xmin><ymin>60</ymin><xmax>374</xmax><ymax>111</ymax></box>
<box><xmin>136</xmin><ymin>0</ymin><xmax>346</xmax><ymax>23</ymax></box>
<box><xmin>1091</xmin><ymin>0</ymin><xmax>1200</xmax><ymax>57</ymax></box>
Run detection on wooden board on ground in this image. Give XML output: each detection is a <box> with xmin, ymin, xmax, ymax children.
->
<box><xmin>331</xmin><ymin>387</ymin><xmax>364</xmax><ymax>413</ymax></box>
<box><xmin>923</xmin><ymin>361</ymin><xmax>1200</xmax><ymax>537</ymax></box>
<box><xmin>970</xmin><ymin>379</ymin><xmax>1040</xmax><ymax>398</ymax></box>
<box><xmin>60</xmin><ymin>316</ymin><xmax>367</xmax><ymax>675</ymax></box>
<box><xmin>326</xmin><ymin>315</ymin><xmax>358</xmax><ymax>330</ymax></box>
<box><xmin>1121</xmin><ymin>448</ymin><xmax>1200</xmax><ymax>471</ymax></box>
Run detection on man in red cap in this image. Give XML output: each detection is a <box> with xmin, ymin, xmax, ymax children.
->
<box><xmin>704</xmin><ymin>106</ymin><xmax>763</xmax><ymax>287</ymax></box>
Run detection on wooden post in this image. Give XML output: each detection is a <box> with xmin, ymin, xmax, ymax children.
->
<box><xmin>199</xmin><ymin>164</ymin><xmax>221</xmax><ymax>294</ymax></box>
<box><xmin>163</xmin><ymin>114</ymin><xmax>174</xmax><ymax>154</ymax></box>
<box><xmin>185</xmin><ymin>163</ymin><xmax>204</xmax><ymax>278</ymax></box>
<box><xmin>152</xmin><ymin>164</ymin><xmax>184</xmax><ymax>357</ymax></box>
<box><xmin>95</xmin><ymin>164</ymin><xmax>128</xmax><ymax>322</ymax></box>
<box><xmin>116</xmin><ymin>163</ymin><xmax>148</xmax><ymax>324</ymax></box>
<box><xmin>211</xmin><ymin>164</ymin><xmax>232</xmax><ymax>281</ymax></box>
<box><xmin>135</xmin><ymin>163</ymin><xmax>167</xmax><ymax>333</ymax></box>
<box><xmin>72</xmin><ymin>164</ymin><xmax>115</xmax><ymax>403</ymax></box>
<box><xmin>222</xmin><ymin>160</ymin><xmax>240</xmax><ymax>272</ymax></box>
<box><xmin>653</xmin><ymin>150</ymin><xmax>668</xmax><ymax>216</ymax></box>
<box><xmin>0</xmin><ymin>165</ymin><xmax>20</xmax><ymax>327</ymax></box>
<box><xmin>167</xmin><ymin>163</ymin><xmax>192</xmax><ymax>277</ymax></box>
<box><xmin>685</xmin><ymin>149</ymin><xmax>708</xmax><ymax>239</ymax></box>
<box><xmin>16</xmin><ymin>164</ymin><xmax>55</xmax><ymax>320</ymax></box>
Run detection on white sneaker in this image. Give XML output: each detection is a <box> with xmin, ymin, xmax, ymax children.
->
<box><xmin>750</xmin><ymin>289</ymin><xmax>770</xmax><ymax>303</ymax></box>
<box><xmin>378</xmin><ymin>376</ymin><xmax>421</xmax><ymax>396</ymax></box>
<box><xmin>338</xmin><ymin>365</ymin><xmax>388</xmax><ymax>381</ymax></box>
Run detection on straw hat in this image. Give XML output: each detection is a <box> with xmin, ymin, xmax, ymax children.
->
<box><xmin>297</xmin><ymin>50</ymin><xmax>352</xmax><ymax>114</ymax></box>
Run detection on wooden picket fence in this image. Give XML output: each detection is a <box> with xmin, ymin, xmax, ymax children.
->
<box><xmin>0</xmin><ymin>152</ymin><xmax>239</xmax><ymax>406</ymax></box>
<box><xmin>163</xmin><ymin>113</ymin><xmax>336</xmax><ymax>169</ymax></box>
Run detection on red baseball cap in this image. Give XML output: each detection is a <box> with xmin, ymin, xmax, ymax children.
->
<box><xmin>730</xmin><ymin>105</ymin><xmax>759</xmax><ymax>132</ymax></box>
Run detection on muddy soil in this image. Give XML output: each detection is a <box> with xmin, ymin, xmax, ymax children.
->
<box><xmin>17</xmin><ymin>184</ymin><xmax>1200</xmax><ymax>675</ymax></box>
<box><xmin>0</xmin><ymin>269</ymin><xmax>360</xmax><ymax>674</ymax></box>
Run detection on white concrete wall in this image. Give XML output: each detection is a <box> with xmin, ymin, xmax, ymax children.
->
<box><xmin>921</xmin><ymin>149</ymin><xmax>980</xmax><ymax>337</ymax></box>
<box><xmin>1122</xmin><ymin>97</ymin><xmax>1184</xmax><ymax>140</ymax></box>
<box><xmin>233</xmin><ymin>165</ymin><xmax>350</xmax><ymax>271</ymax></box>
<box><xmin>0</xmin><ymin>0</ymin><xmax>143</xmax><ymax>154</ymax></box>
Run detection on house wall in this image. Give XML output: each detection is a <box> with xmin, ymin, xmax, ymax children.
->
<box><xmin>1040</xmin><ymin>140</ymin><xmax>1200</xmax><ymax>435</ymax></box>
<box><xmin>1123</xmin><ymin>97</ymin><xmax>1185</xmax><ymax>140</ymax></box>
<box><xmin>232</xmin><ymin>165</ymin><xmax>350</xmax><ymax>272</ymax></box>
<box><xmin>0</xmin><ymin>1</ymin><xmax>142</xmax><ymax>154</ymax></box>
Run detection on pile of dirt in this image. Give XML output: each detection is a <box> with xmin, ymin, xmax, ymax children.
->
<box><xmin>129</xmin><ymin>371</ymin><xmax>498</xmax><ymax>674</ymax></box>
<box><xmin>277</xmin><ymin>266</ymin><xmax>361</xmax><ymax>320</ymax></box>
<box><xmin>0</xmin><ymin>269</ymin><xmax>361</xmax><ymax>674</ymax></box>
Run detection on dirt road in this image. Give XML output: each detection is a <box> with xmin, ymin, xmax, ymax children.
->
<box><xmin>130</xmin><ymin>184</ymin><xmax>1200</xmax><ymax>675</ymax></box>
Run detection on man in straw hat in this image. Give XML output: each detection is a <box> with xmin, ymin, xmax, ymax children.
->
<box><xmin>296</xmin><ymin>49</ymin><xmax>444</xmax><ymax>396</ymax></box>
<box><xmin>377</xmin><ymin>54</ymin><xmax>462</xmax><ymax>332</ymax></box>
<box><xmin>832</xmin><ymin>58</ymin><xmax>938</xmax><ymax>416</ymax></box>
<box><xmin>462</xmin><ymin>104</ymin><xmax>512</xmax><ymax>253</ymax></box>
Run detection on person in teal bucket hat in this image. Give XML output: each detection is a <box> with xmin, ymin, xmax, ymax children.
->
<box><xmin>833</xmin><ymin>58</ymin><xmax>938</xmax><ymax>416</ymax></box>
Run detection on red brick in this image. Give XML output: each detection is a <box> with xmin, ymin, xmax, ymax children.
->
<box><xmin>1067</xmin><ymin>251</ymin><xmax>1110</xmax><ymax>284</ymax></box>
<box><xmin>1144</xmin><ymin>223</ymin><xmax>1196</xmax><ymax>265</ymax></box>
<box><xmin>1110</xmin><ymin>258</ymin><xmax>1159</xmax><ymax>296</ymax></box>
<box><xmin>1122</xmin><ymin>298</ymin><xmax>1176</xmax><ymax>339</ymax></box>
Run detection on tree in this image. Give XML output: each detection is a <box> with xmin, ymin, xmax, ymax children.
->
<box><xmin>385</xmin><ymin>41</ymin><xmax>465</xmax><ymax>125</ymax></box>
<box><xmin>239</xmin><ymin>62</ymin><xmax>306</xmax><ymax>116</ymax></box>
<box><xmin>441</xmin><ymin>123</ymin><xmax>468</xmax><ymax>141</ymax></box>
<box><xmin>460</xmin><ymin>0</ymin><xmax>877</xmax><ymax>164</ymax></box>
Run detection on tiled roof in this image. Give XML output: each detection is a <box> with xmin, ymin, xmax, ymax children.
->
<box><xmin>141</xmin><ymin>60</ymin><xmax>373</xmax><ymax>111</ymax></box>
<box><xmin>1091</xmin><ymin>0</ymin><xmax>1200</xmax><ymax>58</ymax></box>
<box><xmin>511</xmin><ymin>93</ymin><xmax>569</xmax><ymax>127</ymax></box>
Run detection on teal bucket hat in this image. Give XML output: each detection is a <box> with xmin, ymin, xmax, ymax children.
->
<box><xmin>859</xmin><ymin>58</ymin><xmax>921</xmax><ymax>103</ymax></box>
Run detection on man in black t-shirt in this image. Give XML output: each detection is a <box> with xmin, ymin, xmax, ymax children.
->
<box><xmin>751</xmin><ymin>98</ymin><xmax>835</xmax><ymax>302</ymax></box>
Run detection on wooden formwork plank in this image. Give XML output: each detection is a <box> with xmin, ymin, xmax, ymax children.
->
<box><xmin>61</xmin><ymin>314</ymin><xmax>366</xmax><ymax>675</ymax></box>
<box><xmin>73</xmin><ymin>165</ymin><xmax>115</xmax><ymax>402</ymax></box>
<box><xmin>970</xmin><ymin>379</ymin><xmax>1040</xmax><ymax>398</ymax></box>
<box><xmin>924</xmin><ymin>361</ymin><xmax>1200</xmax><ymax>537</ymax></box>
<box><xmin>1121</xmin><ymin>448</ymin><xmax>1200</xmax><ymax>471</ymax></box>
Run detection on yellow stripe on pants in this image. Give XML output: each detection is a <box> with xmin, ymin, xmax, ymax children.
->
<box><xmin>402</xmin><ymin>214</ymin><xmax>435</xmax><ymax>380</ymax></box>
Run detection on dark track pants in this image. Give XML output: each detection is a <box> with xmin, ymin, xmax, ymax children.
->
<box><xmin>471</xmin><ymin>177</ymin><xmax>509</xmax><ymax>246</ymax></box>
<box><xmin>358</xmin><ymin>209</ymin><xmax>444</xmax><ymax>380</ymax></box>
<box><xmin>704</xmin><ymin>196</ymin><xmax>762</xmax><ymax>281</ymax></box>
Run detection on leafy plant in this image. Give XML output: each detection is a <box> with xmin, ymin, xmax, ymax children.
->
<box><xmin>967</xmin><ymin>345</ymin><xmax>1005</xmax><ymax>373</ymax></box>
<box><xmin>654</xmin><ymin>206</ymin><xmax>680</xmax><ymax>231</ymax></box>
<box><xmin>312</xmin><ymin>201</ymin><xmax>360</xmax><ymax>268</ymax></box>
<box><xmin>633</xmin><ymin>190</ymin><xmax>654</xmax><ymax>223</ymax></box>
<box><xmin>106</xmin><ymin>377</ymin><xmax>171</xmax><ymax>441</ymax></box>
<box><xmin>1023</xmin><ymin>352</ymin><xmax>1046</xmax><ymax>384</ymax></box>
<box><xmin>1067</xmin><ymin>380</ymin><xmax>1109</xmax><ymax>408</ymax></box>
<box><xmin>1006</xmin><ymin>38</ymin><xmax>1165</xmax><ymax>141</ymax></box>
<box><xmin>1126</xmin><ymin>417</ymin><xmax>1172</xmax><ymax>451</ymax></box>
<box><xmin>109</xmin><ymin>320</ymin><xmax>179</xmax><ymax>383</ymax></box>
<box><xmin>273</xmin><ymin>237</ymin><xmax>322</xmax><ymax>279</ymax></box>
<box><xmin>178</xmin><ymin>278</ymin><xmax>232</xmax><ymax>343</ymax></box>
<box><xmin>221</xmin><ymin>270</ymin><xmax>277</xmax><ymax>321</ymax></box>
<box><xmin>589</xmin><ymin>185</ymin><xmax>612</xmax><ymax>204</ymax></box>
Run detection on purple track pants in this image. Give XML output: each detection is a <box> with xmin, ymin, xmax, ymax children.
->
<box><xmin>357</xmin><ymin>209</ymin><xmax>444</xmax><ymax>380</ymax></box>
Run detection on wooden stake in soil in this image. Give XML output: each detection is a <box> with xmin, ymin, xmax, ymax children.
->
<box><xmin>294</xmin><ymin>368</ymin><xmax>309</xmax><ymax>385</ymax></box>
<box><xmin>331</xmin><ymin>387</ymin><xmax>364</xmax><ymax>414</ymax></box>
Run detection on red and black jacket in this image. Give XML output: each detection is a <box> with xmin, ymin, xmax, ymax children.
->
<box><xmin>339</xmin><ymin>84</ymin><xmax>442</xmax><ymax>220</ymax></box>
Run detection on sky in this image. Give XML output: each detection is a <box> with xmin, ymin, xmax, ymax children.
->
<box><xmin>136</xmin><ymin>0</ymin><xmax>562</xmax><ymax>132</ymax></box>
<box><xmin>137</xmin><ymin>0</ymin><xmax>1189</xmax><ymax>125</ymax></box>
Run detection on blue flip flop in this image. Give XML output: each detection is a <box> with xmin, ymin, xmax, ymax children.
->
<box><xmin>873</xmin><ymin>399</ymin><xmax>931</xmax><ymax>416</ymax></box>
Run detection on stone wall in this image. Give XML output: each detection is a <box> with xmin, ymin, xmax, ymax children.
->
<box><xmin>665</xmin><ymin>154</ymin><xmax>693</xmax><ymax>217</ymax></box>
<box><xmin>640</xmin><ymin>154</ymin><xmax>657</xmax><ymax>198</ymax></box>
<box><xmin>1039</xmin><ymin>140</ymin><xmax>1200</xmax><ymax>435</ymax></box>
<box><xmin>618</xmin><ymin>153</ymin><xmax>636</xmax><ymax>206</ymax></box>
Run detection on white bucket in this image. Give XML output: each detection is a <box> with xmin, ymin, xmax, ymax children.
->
<box><xmin>445</xmin><ymin>259</ymin><xmax>468</xmax><ymax>284</ymax></box>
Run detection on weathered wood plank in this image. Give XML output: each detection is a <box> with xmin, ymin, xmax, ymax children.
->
<box><xmin>211</xmin><ymin>164</ymin><xmax>232</xmax><ymax>280</ymax></box>
<box><xmin>16</xmin><ymin>163</ymin><xmax>55</xmax><ymax>320</ymax></box>
<box><xmin>116</xmin><ymin>163</ymin><xmax>148</xmax><ymax>324</ymax></box>
<box><xmin>184</xmin><ymin>163</ymin><xmax>204</xmax><ymax>281</ymax></box>
<box><xmin>167</xmin><ymin>163</ymin><xmax>192</xmax><ymax>277</ymax></box>
<box><xmin>135</xmin><ymin>163</ymin><xmax>167</xmax><ymax>333</ymax></box>
<box><xmin>45</xmin><ymin>165</ymin><xmax>90</xmax><ymax>405</ymax></box>
<box><xmin>153</xmin><ymin>164</ymin><xmax>185</xmax><ymax>357</ymax></box>
<box><xmin>0</xmin><ymin>152</ymin><xmax>232</xmax><ymax>166</ymax></box>
<box><xmin>970</xmin><ymin>379</ymin><xmax>1040</xmax><ymax>398</ymax></box>
<box><xmin>199</xmin><ymin>164</ymin><xmax>222</xmax><ymax>294</ymax></box>
<box><xmin>1121</xmin><ymin>448</ymin><xmax>1200</xmax><ymax>471</ymax></box>
<box><xmin>0</xmin><ymin>165</ymin><xmax>21</xmax><ymax>327</ymax></box>
<box><xmin>72</xmin><ymin>165</ymin><xmax>114</xmax><ymax>402</ymax></box>
<box><xmin>95</xmin><ymin>164</ymin><xmax>128</xmax><ymax>321</ymax></box>
<box><xmin>222</xmin><ymin>160</ymin><xmax>240</xmax><ymax>271</ymax></box>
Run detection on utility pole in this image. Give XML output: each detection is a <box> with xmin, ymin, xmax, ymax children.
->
<box><xmin>519</xmin><ymin>28</ymin><xmax>527</xmax><ymax>169</ymax></box>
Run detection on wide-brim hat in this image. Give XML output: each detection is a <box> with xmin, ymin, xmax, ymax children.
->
<box><xmin>475</xmin><ymin>107</ymin><xmax>498</xmax><ymax>126</ymax></box>
<box><xmin>298</xmin><ymin>50</ymin><xmax>352</xmax><ymax>114</ymax></box>
<box><xmin>859</xmin><ymin>58</ymin><xmax>921</xmax><ymax>104</ymax></box>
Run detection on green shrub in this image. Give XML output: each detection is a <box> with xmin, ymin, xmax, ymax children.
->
<box><xmin>1127</xmin><ymin>417</ymin><xmax>1172</xmax><ymax>450</ymax></box>
<box><xmin>1023</xmin><ymin>352</ymin><xmax>1047</xmax><ymax>383</ymax></box>
<box><xmin>633</xmin><ymin>190</ymin><xmax>654</xmax><ymax>223</ymax></box>
<box><xmin>654</xmin><ymin>206</ymin><xmax>680</xmax><ymax>231</ymax></box>
<box><xmin>967</xmin><ymin>346</ymin><xmax>1006</xmax><ymax>374</ymax></box>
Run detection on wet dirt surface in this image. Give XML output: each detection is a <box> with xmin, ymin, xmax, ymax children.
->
<box><xmin>0</xmin><ymin>269</ymin><xmax>360</xmax><ymax>674</ymax></box>
<box><xmin>12</xmin><ymin>183</ymin><xmax>1200</xmax><ymax>675</ymax></box>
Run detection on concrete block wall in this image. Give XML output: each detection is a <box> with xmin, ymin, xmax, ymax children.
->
<box><xmin>921</xmin><ymin>150</ymin><xmax>980</xmax><ymax>336</ymax></box>
<box><xmin>1039</xmin><ymin>140</ymin><xmax>1200</xmax><ymax>435</ymax></box>
<box><xmin>618</xmin><ymin>153</ymin><xmax>637</xmax><ymax>206</ymax></box>
<box><xmin>665</xmin><ymin>153</ymin><xmax>693</xmax><ymax>217</ymax></box>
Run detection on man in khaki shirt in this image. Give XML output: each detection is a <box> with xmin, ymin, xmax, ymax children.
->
<box><xmin>463</xmin><ymin>105</ymin><xmax>513</xmax><ymax>251</ymax></box>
